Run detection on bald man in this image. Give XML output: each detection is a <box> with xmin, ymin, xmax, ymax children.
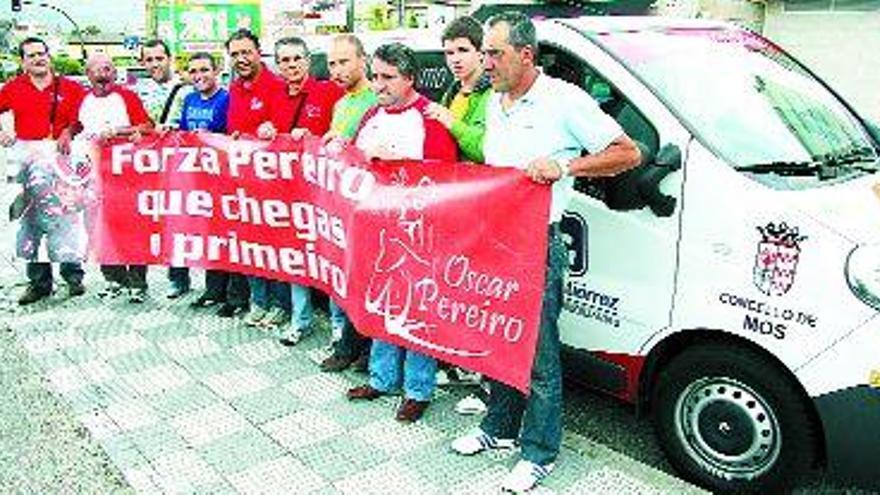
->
<box><xmin>75</xmin><ymin>52</ymin><xmax>154</xmax><ymax>303</ymax></box>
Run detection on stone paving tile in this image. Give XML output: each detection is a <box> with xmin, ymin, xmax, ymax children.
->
<box><xmin>197</xmin><ymin>427</ymin><xmax>287</xmax><ymax>475</ymax></box>
<box><xmin>261</xmin><ymin>409</ymin><xmax>346</xmax><ymax>451</ymax></box>
<box><xmin>60</xmin><ymin>343</ymin><xmax>102</xmax><ymax>365</ymax></box>
<box><xmin>334</xmin><ymin>459</ymin><xmax>440</xmax><ymax>495</ymax></box>
<box><xmin>107</xmin><ymin>346</ymin><xmax>174</xmax><ymax>374</ymax></box>
<box><xmin>226</xmin><ymin>455</ymin><xmax>328</xmax><ymax>495</ymax></box>
<box><xmin>120</xmin><ymin>422</ymin><xmax>190</xmax><ymax>462</ymax></box>
<box><xmin>293</xmin><ymin>434</ymin><xmax>390</xmax><ymax>482</ymax></box>
<box><xmin>171</xmin><ymin>403</ymin><xmax>250</xmax><ymax>447</ymax></box>
<box><xmin>139</xmin><ymin>321</ymin><xmax>199</xmax><ymax>343</ymax></box>
<box><xmin>78</xmin><ymin>409</ymin><xmax>123</xmax><ymax>441</ymax></box>
<box><xmin>315</xmin><ymin>395</ymin><xmax>395</xmax><ymax>430</ymax></box>
<box><xmin>255</xmin><ymin>352</ymin><xmax>321</xmax><ymax>382</ymax></box>
<box><xmin>284</xmin><ymin>372</ymin><xmax>355</xmax><ymax>406</ymax></box>
<box><xmin>20</xmin><ymin>329</ymin><xmax>84</xmax><ymax>355</ymax></box>
<box><xmin>562</xmin><ymin>466</ymin><xmax>663</xmax><ymax>494</ymax></box>
<box><xmin>180</xmin><ymin>352</ymin><xmax>249</xmax><ymax>380</ymax></box>
<box><xmin>103</xmin><ymin>400</ymin><xmax>161</xmax><ymax>433</ymax></box>
<box><xmin>446</xmin><ymin>464</ymin><xmax>512</xmax><ymax>495</ymax></box>
<box><xmin>232</xmin><ymin>339</ymin><xmax>288</xmax><ymax>366</ymax></box>
<box><xmin>127</xmin><ymin>308</ymin><xmax>182</xmax><ymax>333</ymax></box>
<box><xmin>201</xmin><ymin>367</ymin><xmax>275</xmax><ymax>400</ymax></box>
<box><xmin>210</xmin><ymin>327</ymin><xmax>270</xmax><ymax>349</ymax></box>
<box><xmin>120</xmin><ymin>465</ymin><xmax>164</xmax><ymax>494</ymax></box>
<box><xmin>399</xmin><ymin>438</ymin><xmax>513</xmax><ymax>490</ymax></box>
<box><xmin>90</xmin><ymin>333</ymin><xmax>151</xmax><ymax>359</ymax></box>
<box><xmin>90</xmin><ymin>376</ymin><xmax>141</xmax><ymax>405</ymax></box>
<box><xmin>147</xmin><ymin>383</ymin><xmax>221</xmax><ymax>419</ymax></box>
<box><xmin>230</xmin><ymin>386</ymin><xmax>305</xmax><ymax>425</ymax></box>
<box><xmin>149</xmin><ymin>448</ymin><xmax>223</xmax><ymax>492</ymax></box>
<box><xmin>158</xmin><ymin>333</ymin><xmax>222</xmax><ymax>361</ymax></box>
<box><xmin>122</xmin><ymin>362</ymin><xmax>193</xmax><ymax>396</ymax></box>
<box><xmin>351</xmin><ymin>417</ymin><xmax>446</xmax><ymax>458</ymax></box>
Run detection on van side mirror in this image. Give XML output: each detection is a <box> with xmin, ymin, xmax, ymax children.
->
<box><xmin>864</xmin><ymin>120</ymin><xmax>880</xmax><ymax>148</ymax></box>
<box><xmin>602</xmin><ymin>143</ymin><xmax>682</xmax><ymax>217</ymax></box>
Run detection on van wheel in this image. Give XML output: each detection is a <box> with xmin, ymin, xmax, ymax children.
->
<box><xmin>652</xmin><ymin>344</ymin><xmax>815</xmax><ymax>493</ymax></box>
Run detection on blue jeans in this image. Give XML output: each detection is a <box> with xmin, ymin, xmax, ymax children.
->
<box><xmin>480</xmin><ymin>225</ymin><xmax>566</xmax><ymax>466</ymax></box>
<box><xmin>248</xmin><ymin>277</ymin><xmax>291</xmax><ymax>311</ymax></box>
<box><xmin>369</xmin><ymin>340</ymin><xmax>437</xmax><ymax>402</ymax></box>
<box><xmin>290</xmin><ymin>284</ymin><xmax>349</xmax><ymax>332</ymax></box>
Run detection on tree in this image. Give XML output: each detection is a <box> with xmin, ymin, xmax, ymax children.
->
<box><xmin>52</xmin><ymin>55</ymin><xmax>83</xmax><ymax>76</ymax></box>
<box><xmin>80</xmin><ymin>25</ymin><xmax>101</xmax><ymax>37</ymax></box>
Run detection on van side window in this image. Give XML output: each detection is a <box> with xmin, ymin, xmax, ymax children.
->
<box><xmin>538</xmin><ymin>43</ymin><xmax>660</xmax><ymax>202</ymax></box>
<box><xmin>414</xmin><ymin>51</ymin><xmax>452</xmax><ymax>103</ymax></box>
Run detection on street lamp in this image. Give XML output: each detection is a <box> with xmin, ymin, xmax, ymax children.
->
<box><xmin>15</xmin><ymin>1</ymin><xmax>87</xmax><ymax>62</ymax></box>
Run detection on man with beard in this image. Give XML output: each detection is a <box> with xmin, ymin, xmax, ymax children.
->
<box><xmin>75</xmin><ymin>52</ymin><xmax>154</xmax><ymax>303</ymax></box>
<box><xmin>0</xmin><ymin>37</ymin><xmax>87</xmax><ymax>304</ymax></box>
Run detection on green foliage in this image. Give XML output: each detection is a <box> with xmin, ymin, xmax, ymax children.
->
<box><xmin>367</xmin><ymin>4</ymin><xmax>393</xmax><ymax>31</ymax></box>
<box><xmin>52</xmin><ymin>55</ymin><xmax>84</xmax><ymax>76</ymax></box>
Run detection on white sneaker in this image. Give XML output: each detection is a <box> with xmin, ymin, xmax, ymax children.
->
<box><xmin>278</xmin><ymin>327</ymin><xmax>302</xmax><ymax>347</ymax></box>
<box><xmin>501</xmin><ymin>460</ymin><xmax>554</xmax><ymax>493</ymax></box>
<box><xmin>244</xmin><ymin>307</ymin><xmax>268</xmax><ymax>327</ymax></box>
<box><xmin>451</xmin><ymin>428</ymin><xmax>516</xmax><ymax>456</ymax></box>
<box><xmin>260</xmin><ymin>307</ymin><xmax>289</xmax><ymax>328</ymax></box>
<box><xmin>454</xmin><ymin>394</ymin><xmax>487</xmax><ymax>415</ymax></box>
<box><xmin>97</xmin><ymin>282</ymin><xmax>124</xmax><ymax>300</ymax></box>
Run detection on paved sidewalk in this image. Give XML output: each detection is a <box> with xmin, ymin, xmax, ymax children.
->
<box><xmin>0</xmin><ymin>188</ymin><xmax>705</xmax><ymax>494</ymax></box>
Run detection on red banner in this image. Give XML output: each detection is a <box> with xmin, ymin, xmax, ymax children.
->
<box><xmin>92</xmin><ymin>132</ymin><xmax>551</xmax><ymax>392</ymax></box>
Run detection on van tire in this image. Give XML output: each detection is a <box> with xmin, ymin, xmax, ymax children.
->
<box><xmin>652</xmin><ymin>344</ymin><xmax>815</xmax><ymax>493</ymax></box>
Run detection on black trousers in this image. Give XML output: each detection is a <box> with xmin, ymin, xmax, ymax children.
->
<box><xmin>27</xmin><ymin>261</ymin><xmax>84</xmax><ymax>291</ymax></box>
<box><xmin>101</xmin><ymin>265</ymin><xmax>147</xmax><ymax>289</ymax></box>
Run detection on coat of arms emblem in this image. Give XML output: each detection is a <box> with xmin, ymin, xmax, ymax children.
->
<box><xmin>753</xmin><ymin>222</ymin><xmax>806</xmax><ymax>296</ymax></box>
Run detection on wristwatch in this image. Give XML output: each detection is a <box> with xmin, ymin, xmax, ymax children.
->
<box><xmin>557</xmin><ymin>157</ymin><xmax>573</xmax><ymax>178</ymax></box>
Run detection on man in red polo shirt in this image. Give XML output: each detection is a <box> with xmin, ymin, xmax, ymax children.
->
<box><xmin>252</xmin><ymin>37</ymin><xmax>346</xmax><ymax>343</ymax></box>
<box><xmin>0</xmin><ymin>36</ymin><xmax>87</xmax><ymax>305</ymax></box>
<box><xmin>217</xmin><ymin>29</ymin><xmax>288</xmax><ymax>318</ymax></box>
<box><xmin>226</xmin><ymin>29</ymin><xmax>288</xmax><ymax>137</ymax></box>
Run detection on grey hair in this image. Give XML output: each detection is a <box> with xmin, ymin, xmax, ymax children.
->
<box><xmin>275</xmin><ymin>36</ymin><xmax>310</xmax><ymax>58</ymax></box>
<box><xmin>486</xmin><ymin>11</ymin><xmax>537</xmax><ymax>52</ymax></box>
<box><xmin>373</xmin><ymin>43</ymin><xmax>420</xmax><ymax>80</ymax></box>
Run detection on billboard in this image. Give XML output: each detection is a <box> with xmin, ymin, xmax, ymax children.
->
<box><xmin>153</xmin><ymin>0</ymin><xmax>262</xmax><ymax>54</ymax></box>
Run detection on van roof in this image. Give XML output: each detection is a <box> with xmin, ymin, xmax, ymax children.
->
<box><xmin>553</xmin><ymin>16</ymin><xmax>731</xmax><ymax>35</ymax></box>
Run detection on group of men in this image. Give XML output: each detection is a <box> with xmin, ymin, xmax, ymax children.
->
<box><xmin>0</xmin><ymin>11</ymin><xmax>640</xmax><ymax>492</ymax></box>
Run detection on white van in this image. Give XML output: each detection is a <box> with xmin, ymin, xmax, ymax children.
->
<box><xmin>307</xmin><ymin>17</ymin><xmax>880</xmax><ymax>492</ymax></box>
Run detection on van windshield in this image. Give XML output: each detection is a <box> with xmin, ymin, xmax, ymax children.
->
<box><xmin>588</xmin><ymin>26</ymin><xmax>877</xmax><ymax>179</ymax></box>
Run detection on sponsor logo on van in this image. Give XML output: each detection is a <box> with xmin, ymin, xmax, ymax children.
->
<box><xmin>560</xmin><ymin>211</ymin><xmax>587</xmax><ymax>276</ymax></box>
<box><xmin>870</xmin><ymin>370</ymin><xmax>880</xmax><ymax>389</ymax></box>
<box><xmin>753</xmin><ymin>222</ymin><xmax>806</xmax><ymax>296</ymax></box>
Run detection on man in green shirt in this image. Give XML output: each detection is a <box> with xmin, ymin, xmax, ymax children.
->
<box><xmin>307</xmin><ymin>34</ymin><xmax>375</xmax><ymax>373</ymax></box>
<box><xmin>426</xmin><ymin>15</ymin><xmax>491</xmax><ymax>163</ymax></box>
<box><xmin>326</xmin><ymin>34</ymin><xmax>378</xmax><ymax>141</ymax></box>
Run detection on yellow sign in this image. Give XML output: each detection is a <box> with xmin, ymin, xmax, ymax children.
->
<box><xmin>870</xmin><ymin>370</ymin><xmax>880</xmax><ymax>388</ymax></box>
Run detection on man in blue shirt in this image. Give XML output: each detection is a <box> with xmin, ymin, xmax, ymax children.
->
<box><xmin>173</xmin><ymin>52</ymin><xmax>247</xmax><ymax>311</ymax></box>
<box><xmin>179</xmin><ymin>52</ymin><xmax>228</xmax><ymax>132</ymax></box>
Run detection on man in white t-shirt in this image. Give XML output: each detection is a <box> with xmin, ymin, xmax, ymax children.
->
<box><xmin>75</xmin><ymin>53</ymin><xmax>154</xmax><ymax>303</ymax></box>
<box><xmin>450</xmin><ymin>12</ymin><xmax>641</xmax><ymax>493</ymax></box>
